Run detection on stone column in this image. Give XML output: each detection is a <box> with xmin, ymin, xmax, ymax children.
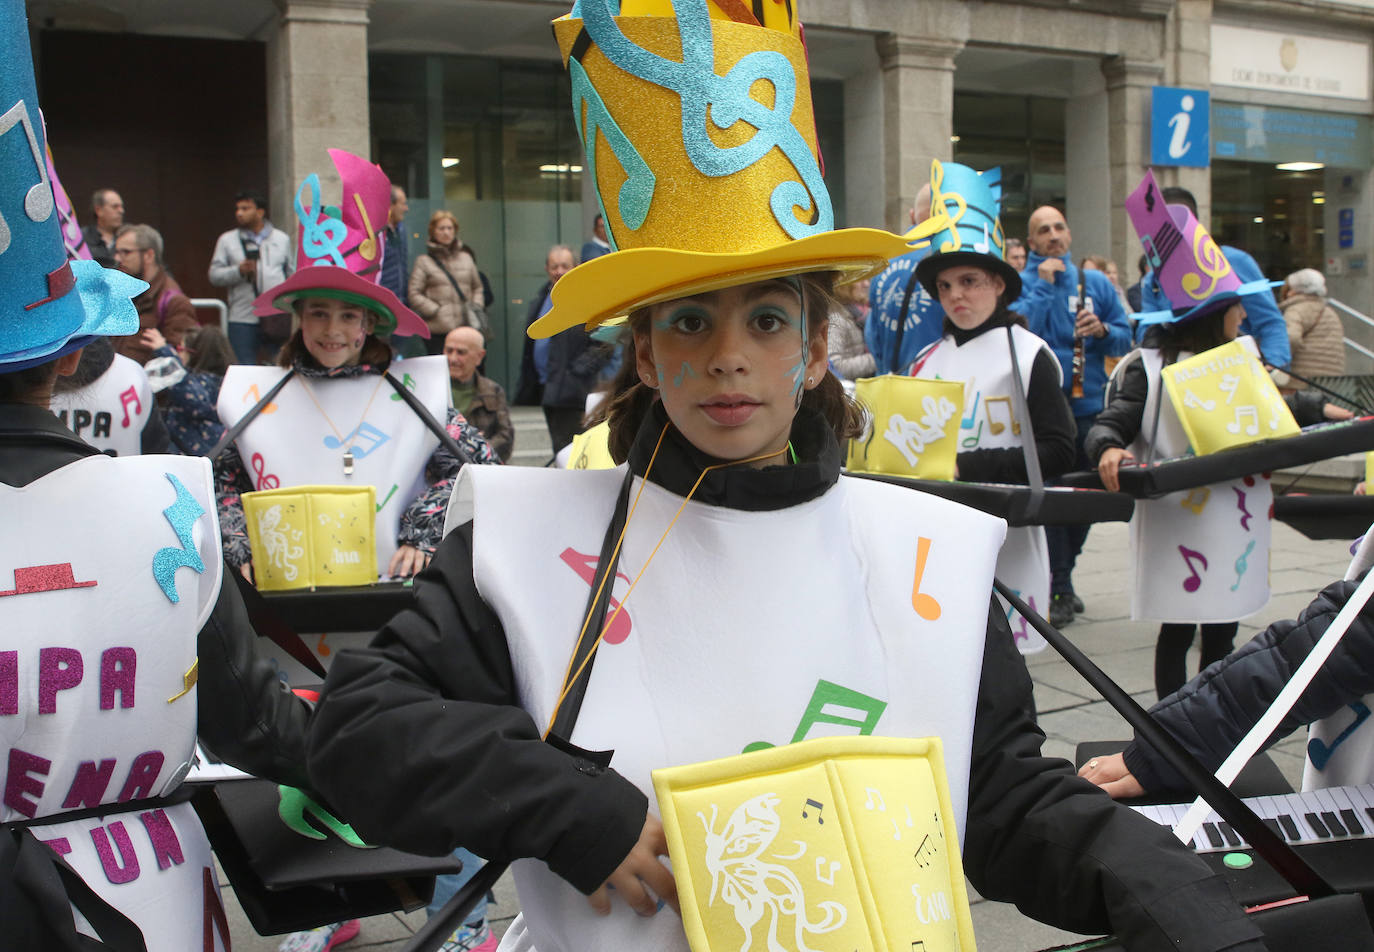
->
<box><xmin>876</xmin><ymin>34</ymin><xmax>964</xmax><ymax>233</ymax></box>
<box><xmin>1160</xmin><ymin>0</ymin><xmax>1213</xmax><ymax>221</ymax></box>
<box><xmin>266</xmin><ymin>0</ymin><xmax>373</xmax><ymax>226</ymax></box>
<box><xmin>1103</xmin><ymin>56</ymin><xmax>1164</xmax><ymax>270</ymax></box>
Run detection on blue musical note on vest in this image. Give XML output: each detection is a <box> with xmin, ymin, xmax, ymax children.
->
<box><xmin>1307</xmin><ymin>701</ymin><xmax>1371</xmax><ymax>771</ymax></box>
<box><xmin>295</xmin><ymin>173</ymin><xmax>347</xmax><ymax>267</ymax></box>
<box><xmin>152</xmin><ymin>473</ymin><xmax>206</xmax><ymax>604</ymax></box>
<box><xmin>323</xmin><ymin>421</ymin><xmax>390</xmax><ymax>459</ymax></box>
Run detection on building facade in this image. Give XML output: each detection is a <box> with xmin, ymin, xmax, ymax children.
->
<box><xmin>29</xmin><ymin>0</ymin><xmax>1374</xmax><ymax>388</ymax></box>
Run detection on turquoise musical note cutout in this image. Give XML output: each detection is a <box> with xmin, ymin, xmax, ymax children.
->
<box><xmin>1308</xmin><ymin>701</ymin><xmax>1371</xmax><ymax>771</ymax></box>
<box><xmin>569</xmin><ymin>57</ymin><xmax>654</xmax><ymax>238</ymax></box>
<box><xmin>295</xmin><ymin>173</ymin><xmax>348</xmax><ymax>268</ymax></box>
<box><xmin>322</xmin><ymin>421</ymin><xmax>390</xmax><ymax>460</ymax></box>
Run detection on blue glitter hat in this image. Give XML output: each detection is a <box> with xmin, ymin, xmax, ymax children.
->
<box><xmin>913</xmin><ymin>160</ymin><xmax>1020</xmax><ymax>300</ymax></box>
<box><xmin>0</xmin><ymin>0</ymin><xmax>145</xmax><ymax>371</ymax></box>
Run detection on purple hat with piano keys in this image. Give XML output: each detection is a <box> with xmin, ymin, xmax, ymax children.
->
<box><xmin>0</xmin><ymin>0</ymin><xmax>146</xmax><ymax>371</ymax></box>
<box><xmin>254</xmin><ymin>148</ymin><xmax>428</xmax><ymax>338</ymax></box>
<box><xmin>1126</xmin><ymin>168</ymin><xmax>1277</xmax><ymax>326</ymax></box>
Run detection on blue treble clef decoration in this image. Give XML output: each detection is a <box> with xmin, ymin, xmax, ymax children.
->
<box><xmin>294</xmin><ymin>173</ymin><xmax>348</xmax><ymax>268</ymax></box>
<box><xmin>579</xmin><ymin>0</ymin><xmax>832</xmax><ymax>240</ymax></box>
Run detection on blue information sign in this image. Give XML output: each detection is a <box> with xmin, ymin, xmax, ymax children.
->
<box><xmin>1152</xmin><ymin>87</ymin><xmax>1210</xmax><ymax>168</ymax></box>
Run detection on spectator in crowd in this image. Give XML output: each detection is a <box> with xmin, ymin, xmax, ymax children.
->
<box><xmin>380</xmin><ymin>185</ymin><xmax>411</xmax><ymax>307</ymax></box>
<box><xmin>516</xmin><ymin>244</ymin><xmax>577</xmax><ymax>406</ymax></box>
<box><xmin>1277</xmin><ymin>267</ymin><xmax>1345</xmax><ymax>392</ymax></box>
<box><xmin>1141</xmin><ymin>187</ymin><xmax>1290</xmax><ymax>368</ymax></box>
<box><xmin>1005</xmin><ymin>237</ymin><xmax>1027</xmax><ymax>272</ymax></box>
<box><xmin>1012</xmin><ymin>204</ymin><xmax>1133</xmax><ymax>628</ymax></box>
<box><xmin>1082</xmin><ymin>254</ymin><xmax>1133</xmax><ymax>314</ymax></box>
<box><xmin>866</xmin><ymin>182</ymin><xmax>945</xmax><ymax>373</ymax></box>
<box><xmin>142</xmin><ymin>324</ymin><xmax>234</xmax><ymax>455</ymax></box>
<box><xmin>828</xmin><ymin>277</ymin><xmax>875</xmax><ymax>380</ymax></box>
<box><xmin>409</xmin><ymin>210</ymin><xmax>486</xmax><ymax>355</ymax></box>
<box><xmin>208</xmin><ymin>189</ymin><xmax>294</xmax><ymax>365</ymax></box>
<box><xmin>110</xmin><ymin>223</ymin><xmax>199</xmax><ymax>365</ymax></box>
<box><xmin>81</xmin><ymin>187</ymin><xmax>122</xmax><ymax>267</ymax></box>
<box><xmin>1126</xmin><ymin>253</ymin><xmax>1148</xmax><ymax>313</ymax></box>
<box><xmin>580</xmin><ymin>212</ymin><xmax>612</xmax><ymax>262</ymax></box>
<box><xmin>445</xmin><ymin>325</ymin><xmax>514</xmax><ymax>462</ymax></box>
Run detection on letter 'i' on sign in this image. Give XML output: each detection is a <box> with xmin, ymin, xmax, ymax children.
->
<box><xmin>1151</xmin><ymin>87</ymin><xmax>1210</xmax><ymax>168</ymax></box>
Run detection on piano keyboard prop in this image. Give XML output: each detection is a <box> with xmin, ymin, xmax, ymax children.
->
<box><xmin>1133</xmin><ymin>783</ymin><xmax>1374</xmax><ymax>853</ymax></box>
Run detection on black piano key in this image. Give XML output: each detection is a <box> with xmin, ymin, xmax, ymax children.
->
<box><xmin>1262</xmin><ymin>818</ymin><xmax>1283</xmax><ymax>839</ymax></box>
<box><xmin>1305</xmin><ymin>812</ymin><xmax>1332</xmax><ymax>838</ymax></box>
<box><xmin>1341</xmin><ymin>808</ymin><xmax>1366</xmax><ymax>834</ymax></box>
<box><xmin>1277</xmin><ymin>814</ymin><xmax>1302</xmax><ymax>841</ymax></box>
<box><xmin>1203</xmin><ymin>823</ymin><xmax>1225</xmax><ymax>848</ymax></box>
<box><xmin>1218</xmin><ymin>822</ymin><xmax>1242</xmax><ymax>846</ymax></box>
<box><xmin>1321</xmin><ymin>810</ymin><xmax>1347</xmax><ymax>836</ymax></box>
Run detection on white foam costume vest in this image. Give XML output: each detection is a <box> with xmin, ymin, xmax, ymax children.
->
<box><xmin>914</xmin><ymin>324</ymin><xmax>1055</xmax><ymax>654</ymax></box>
<box><xmin>50</xmin><ymin>354</ymin><xmax>153</xmax><ymax>457</ymax></box>
<box><xmin>1301</xmin><ymin>526</ymin><xmax>1374</xmax><ymax>790</ymax></box>
<box><xmin>1127</xmin><ymin>341</ymin><xmax>1272</xmax><ymax>623</ymax></box>
<box><xmin>0</xmin><ymin>454</ymin><xmax>226</xmax><ymax>950</ymax></box>
<box><xmin>218</xmin><ymin>355</ymin><xmax>449</xmax><ymax>573</ymax></box>
<box><xmin>446</xmin><ymin>463</ymin><xmax>1006</xmax><ymax>952</ymax></box>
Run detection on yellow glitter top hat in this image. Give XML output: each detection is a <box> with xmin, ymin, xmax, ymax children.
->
<box><xmin>529</xmin><ymin>0</ymin><xmax>914</xmax><ymax>339</ymax></box>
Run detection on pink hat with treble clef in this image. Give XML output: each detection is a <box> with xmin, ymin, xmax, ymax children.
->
<box><xmin>253</xmin><ymin>149</ymin><xmax>428</xmax><ymax>338</ymax></box>
<box><xmin>0</xmin><ymin>0</ymin><xmax>147</xmax><ymax>370</ymax></box>
<box><xmin>1126</xmin><ymin>168</ymin><xmax>1277</xmax><ymax>326</ymax></box>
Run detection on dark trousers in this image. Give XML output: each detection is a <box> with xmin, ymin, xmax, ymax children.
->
<box><xmin>544</xmin><ymin>406</ymin><xmax>584</xmax><ymax>456</ymax></box>
<box><xmin>1155</xmin><ymin>621</ymin><xmax>1239</xmax><ymax>699</ymax></box>
<box><xmin>1048</xmin><ymin>413</ymin><xmax>1097</xmax><ymax>596</ymax></box>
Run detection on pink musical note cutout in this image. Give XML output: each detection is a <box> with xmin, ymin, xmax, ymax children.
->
<box><xmin>118</xmin><ymin>385</ymin><xmax>141</xmax><ymax>428</ymax></box>
<box><xmin>559</xmin><ymin>548</ymin><xmax>632</xmax><ymax>644</ymax></box>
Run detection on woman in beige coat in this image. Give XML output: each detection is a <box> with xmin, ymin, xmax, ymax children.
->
<box><xmin>409</xmin><ymin>210</ymin><xmax>485</xmax><ymax>354</ymax></box>
<box><xmin>1278</xmin><ymin>267</ymin><xmax>1345</xmax><ymax>392</ymax></box>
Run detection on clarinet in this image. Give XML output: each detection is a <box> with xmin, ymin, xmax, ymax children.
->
<box><xmin>1070</xmin><ymin>267</ymin><xmax>1088</xmax><ymax>399</ymax></box>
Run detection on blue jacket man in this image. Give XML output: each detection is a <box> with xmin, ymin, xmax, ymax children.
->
<box><xmin>1010</xmin><ymin>205</ymin><xmax>1132</xmax><ymax>627</ymax></box>
<box><xmin>865</xmin><ymin>184</ymin><xmax>944</xmax><ymax>374</ymax></box>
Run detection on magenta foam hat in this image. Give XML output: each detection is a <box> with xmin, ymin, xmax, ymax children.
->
<box><xmin>1126</xmin><ymin>168</ymin><xmax>1277</xmax><ymax>326</ymax></box>
<box><xmin>254</xmin><ymin>149</ymin><xmax>428</xmax><ymax>338</ymax></box>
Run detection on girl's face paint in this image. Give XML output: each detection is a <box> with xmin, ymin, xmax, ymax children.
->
<box><xmin>298</xmin><ymin>297</ymin><xmax>375</xmax><ymax>369</ymax></box>
<box><xmin>635</xmin><ymin>279</ymin><xmax>827</xmax><ymax>467</ymax></box>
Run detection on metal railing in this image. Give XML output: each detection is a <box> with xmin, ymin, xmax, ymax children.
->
<box><xmin>190</xmin><ymin>298</ymin><xmax>229</xmax><ymax>335</ymax></box>
<box><xmin>1331</xmin><ymin>298</ymin><xmax>1374</xmax><ymax>365</ymax></box>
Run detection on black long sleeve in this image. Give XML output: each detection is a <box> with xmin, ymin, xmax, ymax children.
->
<box><xmin>956</xmin><ymin>348</ymin><xmax>1077</xmax><ymax>483</ymax></box>
<box><xmin>306</xmin><ymin>522</ymin><xmax>647</xmax><ymax>893</ymax></box>
<box><xmin>1085</xmin><ymin>352</ymin><xmax>1148</xmax><ymax>464</ymax></box>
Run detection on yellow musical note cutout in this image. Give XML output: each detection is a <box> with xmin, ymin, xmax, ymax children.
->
<box><xmin>242</xmin><ymin>383</ymin><xmax>278</xmax><ymax>414</ymax></box>
<box><xmin>911</xmin><ymin>537</ymin><xmax>943</xmax><ymax>621</ymax></box>
<box><xmin>167</xmin><ymin>658</ymin><xmax>198</xmax><ymax>703</ymax></box>
<box><xmin>354</xmin><ymin>192</ymin><xmax>379</xmax><ymax>261</ymax></box>
<box><xmin>984</xmin><ymin>395</ymin><xmax>1020</xmax><ymax>436</ymax></box>
<box><xmin>1180</xmin><ymin>487</ymin><xmax>1210</xmax><ymax>515</ymax></box>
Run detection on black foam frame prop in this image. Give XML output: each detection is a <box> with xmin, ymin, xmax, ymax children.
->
<box><xmin>845</xmin><ymin>471</ymin><xmax>1134</xmax><ymax>527</ymax></box>
<box><xmin>1273</xmin><ymin>494</ymin><xmax>1374</xmax><ymax>541</ymax></box>
<box><xmin>258</xmin><ymin>580</ymin><xmax>417</xmax><ymax>633</ymax></box>
<box><xmin>1057</xmin><ymin>417</ymin><xmax>1374</xmax><ymax>499</ymax></box>
<box><xmin>194</xmin><ymin>781</ymin><xmax>461</xmax><ymax>936</ymax></box>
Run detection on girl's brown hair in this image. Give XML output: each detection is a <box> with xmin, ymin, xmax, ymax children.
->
<box><xmin>275</xmin><ymin>304</ymin><xmax>391</xmax><ymax>370</ymax></box>
<box><xmin>1157</xmin><ymin>301</ymin><xmax>1236</xmax><ymax>366</ymax></box>
<box><xmin>602</xmin><ymin>272</ymin><xmax>863</xmax><ymax>464</ymax></box>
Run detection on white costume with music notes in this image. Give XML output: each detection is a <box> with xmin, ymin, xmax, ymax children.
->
<box><xmin>914</xmin><ymin>324</ymin><xmax>1055</xmax><ymax>654</ymax></box>
<box><xmin>218</xmin><ymin>355</ymin><xmax>449</xmax><ymax>572</ymax></box>
<box><xmin>50</xmin><ymin>353</ymin><xmax>152</xmax><ymax>457</ymax></box>
<box><xmin>1127</xmin><ymin>345</ymin><xmax>1272</xmax><ymax>623</ymax></box>
<box><xmin>1302</xmin><ymin>527</ymin><xmax>1374</xmax><ymax>790</ymax></box>
<box><xmin>446</xmin><ymin>463</ymin><xmax>1004</xmax><ymax>952</ymax></box>
<box><xmin>0</xmin><ymin>454</ymin><xmax>227</xmax><ymax>950</ymax></box>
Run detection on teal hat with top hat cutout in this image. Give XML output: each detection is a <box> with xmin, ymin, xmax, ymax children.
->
<box><xmin>913</xmin><ymin>160</ymin><xmax>1020</xmax><ymax>301</ymax></box>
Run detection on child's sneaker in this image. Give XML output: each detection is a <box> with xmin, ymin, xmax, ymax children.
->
<box><xmin>277</xmin><ymin>919</ymin><xmax>361</xmax><ymax>952</ymax></box>
<box><xmin>440</xmin><ymin>920</ymin><xmax>498</xmax><ymax>952</ymax></box>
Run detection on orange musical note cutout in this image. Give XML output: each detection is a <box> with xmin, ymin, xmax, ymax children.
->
<box><xmin>316</xmin><ymin>633</ymin><xmax>331</xmax><ymax>657</ymax></box>
<box><xmin>984</xmin><ymin>395</ymin><xmax>1021</xmax><ymax>436</ymax></box>
<box><xmin>242</xmin><ymin>383</ymin><xmax>278</xmax><ymax>414</ymax></box>
<box><xmin>354</xmin><ymin>193</ymin><xmax>379</xmax><ymax>261</ymax></box>
<box><xmin>118</xmin><ymin>385</ymin><xmax>142</xmax><ymax>428</ymax></box>
<box><xmin>910</xmin><ymin>537</ymin><xmax>942</xmax><ymax>621</ymax></box>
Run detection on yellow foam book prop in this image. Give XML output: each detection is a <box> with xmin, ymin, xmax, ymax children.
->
<box><xmin>566</xmin><ymin>421</ymin><xmax>616</xmax><ymax>471</ymax></box>
<box><xmin>653</xmin><ymin>735</ymin><xmax>976</xmax><ymax>952</ymax></box>
<box><xmin>847</xmin><ymin>377</ymin><xmax>963</xmax><ymax>481</ymax></box>
<box><xmin>243</xmin><ymin>484</ymin><xmax>377</xmax><ymax>591</ymax></box>
<box><xmin>1162</xmin><ymin>339</ymin><xmax>1300</xmax><ymax>456</ymax></box>
<box><xmin>1365</xmin><ymin>451</ymin><xmax>1374</xmax><ymax>489</ymax></box>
